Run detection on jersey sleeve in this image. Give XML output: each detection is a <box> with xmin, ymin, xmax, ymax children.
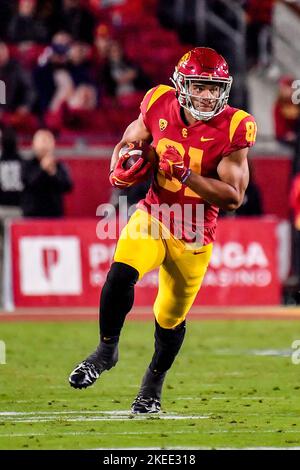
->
<box><xmin>140</xmin><ymin>86</ymin><xmax>159</xmax><ymax>129</ymax></box>
<box><xmin>225</xmin><ymin>112</ymin><xmax>257</xmax><ymax>155</ymax></box>
<box><xmin>140</xmin><ymin>84</ymin><xmax>174</xmax><ymax>130</ymax></box>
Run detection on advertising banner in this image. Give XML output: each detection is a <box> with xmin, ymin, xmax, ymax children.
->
<box><xmin>9</xmin><ymin>217</ymin><xmax>280</xmax><ymax>307</ymax></box>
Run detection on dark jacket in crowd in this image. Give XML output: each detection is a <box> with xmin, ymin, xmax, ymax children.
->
<box><xmin>0</xmin><ymin>128</ymin><xmax>23</xmax><ymax>206</ymax></box>
<box><xmin>7</xmin><ymin>14</ymin><xmax>49</xmax><ymax>44</ymax></box>
<box><xmin>0</xmin><ymin>59</ymin><xmax>35</xmax><ymax>111</ymax></box>
<box><xmin>21</xmin><ymin>156</ymin><xmax>73</xmax><ymax>217</ymax></box>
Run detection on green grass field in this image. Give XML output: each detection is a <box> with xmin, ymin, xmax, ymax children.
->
<box><xmin>0</xmin><ymin>319</ymin><xmax>300</xmax><ymax>449</ymax></box>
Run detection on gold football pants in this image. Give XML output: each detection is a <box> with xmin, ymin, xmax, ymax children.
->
<box><xmin>114</xmin><ymin>209</ymin><xmax>213</xmax><ymax>328</ymax></box>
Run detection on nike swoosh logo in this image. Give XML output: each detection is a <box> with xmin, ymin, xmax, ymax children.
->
<box><xmin>193</xmin><ymin>251</ymin><xmax>206</xmax><ymax>255</ymax></box>
<box><xmin>200</xmin><ymin>136</ymin><xmax>215</xmax><ymax>142</ymax></box>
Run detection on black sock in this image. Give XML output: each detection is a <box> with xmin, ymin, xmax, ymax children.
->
<box><xmin>99</xmin><ymin>262</ymin><xmax>139</xmax><ymax>339</ymax></box>
<box><xmin>149</xmin><ymin>320</ymin><xmax>186</xmax><ymax>374</ymax></box>
<box><xmin>139</xmin><ymin>367</ymin><xmax>167</xmax><ymax>399</ymax></box>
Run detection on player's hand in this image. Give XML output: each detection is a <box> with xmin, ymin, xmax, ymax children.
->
<box><xmin>109</xmin><ymin>153</ymin><xmax>152</xmax><ymax>188</ymax></box>
<box><xmin>159</xmin><ymin>146</ymin><xmax>191</xmax><ymax>182</ymax></box>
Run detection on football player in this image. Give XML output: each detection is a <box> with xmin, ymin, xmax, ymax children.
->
<box><xmin>69</xmin><ymin>47</ymin><xmax>257</xmax><ymax>413</ymax></box>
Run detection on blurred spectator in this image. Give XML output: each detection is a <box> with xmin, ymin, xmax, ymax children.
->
<box><xmin>292</xmin><ymin>118</ymin><xmax>300</xmax><ymax>176</ymax></box>
<box><xmin>56</xmin><ymin>0</ymin><xmax>95</xmax><ymax>44</ymax></box>
<box><xmin>7</xmin><ymin>0</ymin><xmax>49</xmax><ymax>45</ymax></box>
<box><xmin>42</xmin><ymin>40</ymin><xmax>99</xmax><ymax>132</ymax></box>
<box><xmin>0</xmin><ymin>41</ymin><xmax>37</xmax><ymax>131</ymax></box>
<box><xmin>0</xmin><ymin>127</ymin><xmax>23</xmax><ymax>213</ymax></box>
<box><xmin>21</xmin><ymin>129</ymin><xmax>73</xmax><ymax>217</ymax></box>
<box><xmin>290</xmin><ymin>172</ymin><xmax>300</xmax><ymax>283</ymax></box>
<box><xmin>68</xmin><ymin>41</ymin><xmax>95</xmax><ymax>87</ymax></box>
<box><xmin>274</xmin><ymin>76</ymin><xmax>300</xmax><ymax>147</ymax></box>
<box><xmin>88</xmin><ymin>0</ymin><xmax>144</xmax><ymax>27</ymax></box>
<box><xmin>93</xmin><ymin>23</ymin><xmax>112</xmax><ymax>69</ymax></box>
<box><xmin>102</xmin><ymin>40</ymin><xmax>152</xmax><ymax>107</ymax></box>
<box><xmin>0</xmin><ymin>0</ymin><xmax>15</xmax><ymax>41</ymax></box>
<box><xmin>45</xmin><ymin>83</ymin><xmax>99</xmax><ymax>132</ymax></box>
<box><xmin>245</xmin><ymin>0</ymin><xmax>276</xmax><ymax>70</ymax></box>
<box><xmin>34</xmin><ymin>31</ymin><xmax>73</xmax><ymax>114</ymax></box>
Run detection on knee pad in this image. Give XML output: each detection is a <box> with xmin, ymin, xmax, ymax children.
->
<box><xmin>106</xmin><ymin>262</ymin><xmax>139</xmax><ymax>289</ymax></box>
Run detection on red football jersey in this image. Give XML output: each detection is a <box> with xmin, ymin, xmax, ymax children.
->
<box><xmin>138</xmin><ymin>85</ymin><xmax>257</xmax><ymax>245</ymax></box>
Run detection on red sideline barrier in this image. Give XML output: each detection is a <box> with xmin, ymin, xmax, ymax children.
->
<box><xmin>8</xmin><ymin>217</ymin><xmax>280</xmax><ymax>308</ymax></box>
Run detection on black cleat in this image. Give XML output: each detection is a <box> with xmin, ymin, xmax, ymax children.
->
<box><xmin>131</xmin><ymin>367</ymin><xmax>166</xmax><ymax>413</ymax></box>
<box><xmin>131</xmin><ymin>394</ymin><xmax>161</xmax><ymax>414</ymax></box>
<box><xmin>69</xmin><ymin>342</ymin><xmax>118</xmax><ymax>389</ymax></box>
<box><xmin>69</xmin><ymin>361</ymin><xmax>101</xmax><ymax>389</ymax></box>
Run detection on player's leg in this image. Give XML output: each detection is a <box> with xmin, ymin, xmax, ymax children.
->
<box><xmin>131</xmin><ymin>319</ymin><xmax>186</xmax><ymax>413</ymax></box>
<box><xmin>131</xmin><ymin>243</ymin><xmax>213</xmax><ymax>413</ymax></box>
<box><xmin>69</xmin><ymin>210</ymin><xmax>166</xmax><ymax>388</ymax></box>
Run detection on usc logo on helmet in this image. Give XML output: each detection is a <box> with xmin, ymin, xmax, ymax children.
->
<box><xmin>177</xmin><ymin>51</ymin><xmax>191</xmax><ymax>68</ymax></box>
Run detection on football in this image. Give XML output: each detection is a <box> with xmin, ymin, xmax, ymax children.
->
<box><xmin>119</xmin><ymin>141</ymin><xmax>157</xmax><ymax>170</ymax></box>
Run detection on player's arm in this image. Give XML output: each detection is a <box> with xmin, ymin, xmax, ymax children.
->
<box><xmin>185</xmin><ymin>148</ymin><xmax>249</xmax><ymax>210</ymax></box>
<box><xmin>110</xmin><ymin>113</ymin><xmax>152</xmax><ymax>172</ymax></box>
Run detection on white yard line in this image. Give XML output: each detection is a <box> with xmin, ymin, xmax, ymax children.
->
<box><xmin>0</xmin><ymin>410</ymin><xmax>211</xmax><ymax>422</ymax></box>
<box><xmin>0</xmin><ymin>430</ymin><xmax>300</xmax><ymax>438</ymax></box>
<box><xmin>176</xmin><ymin>396</ymin><xmax>287</xmax><ymax>400</ymax></box>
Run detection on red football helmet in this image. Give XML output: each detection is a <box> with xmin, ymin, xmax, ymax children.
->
<box><xmin>171</xmin><ymin>47</ymin><xmax>233</xmax><ymax>121</ymax></box>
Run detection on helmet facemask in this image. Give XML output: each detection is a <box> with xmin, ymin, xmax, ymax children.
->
<box><xmin>171</xmin><ymin>68</ymin><xmax>233</xmax><ymax>121</ymax></box>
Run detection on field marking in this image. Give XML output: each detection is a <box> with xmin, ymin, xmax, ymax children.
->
<box><xmin>0</xmin><ymin>416</ymin><xmax>208</xmax><ymax>423</ymax></box>
<box><xmin>1</xmin><ymin>430</ymin><xmax>300</xmax><ymax>438</ymax></box>
<box><xmin>0</xmin><ymin>409</ymin><xmax>300</xmax><ymax>424</ymax></box>
<box><xmin>0</xmin><ymin>410</ymin><xmax>208</xmax><ymax>416</ymax></box>
<box><xmin>1</xmin><ymin>409</ymin><xmax>298</xmax><ymax>418</ymax></box>
<box><xmin>215</xmin><ymin>348</ymin><xmax>292</xmax><ymax>357</ymax></box>
<box><xmin>176</xmin><ymin>396</ymin><xmax>287</xmax><ymax>400</ymax></box>
<box><xmin>0</xmin><ymin>410</ymin><xmax>211</xmax><ymax>423</ymax></box>
<box><xmin>91</xmin><ymin>447</ymin><xmax>300</xmax><ymax>450</ymax></box>
<box><xmin>211</xmin><ymin>396</ymin><xmax>287</xmax><ymax>400</ymax></box>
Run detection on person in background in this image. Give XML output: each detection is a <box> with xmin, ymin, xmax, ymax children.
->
<box><xmin>0</xmin><ymin>126</ymin><xmax>23</xmax><ymax>217</ymax></box>
<box><xmin>93</xmin><ymin>23</ymin><xmax>112</xmax><ymax>70</ymax></box>
<box><xmin>56</xmin><ymin>0</ymin><xmax>95</xmax><ymax>44</ymax></box>
<box><xmin>7</xmin><ymin>0</ymin><xmax>49</xmax><ymax>45</ymax></box>
<box><xmin>0</xmin><ymin>126</ymin><xmax>24</xmax><ymax>307</ymax></box>
<box><xmin>0</xmin><ymin>41</ymin><xmax>36</xmax><ymax>131</ymax></box>
<box><xmin>102</xmin><ymin>40</ymin><xmax>152</xmax><ymax>108</ymax></box>
<box><xmin>34</xmin><ymin>31</ymin><xmax>73</xmax><ymax>115</ymax></box>
<box><xmin>290</xmin><ymin>172</ymin><xmax>300</xmax><ymax>286</ymax></box>
<box><xmin>21</xmin><ymin>129</ymin><xmax>73</xmax><ymax>217</ymax></box>
<box><xmin>274</xmin><ymin>76</ymin><xmax>300</xmax><ymax>147</ymax></box>
<box><xmin>245</xmin><ymin>0</ymin><xmax>275</xmax><ymax>70</ymax></box>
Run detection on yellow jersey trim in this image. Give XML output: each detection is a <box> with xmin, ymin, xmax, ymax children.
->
<box><xmin>146</xmin><ymin>85</ymin><xmax>174</xmax><ymax>112</ymax></box>
<box><xmin>229</xmin><ymin>110</ymin><xmax>250</xmax><ymax>142</ymax></box>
